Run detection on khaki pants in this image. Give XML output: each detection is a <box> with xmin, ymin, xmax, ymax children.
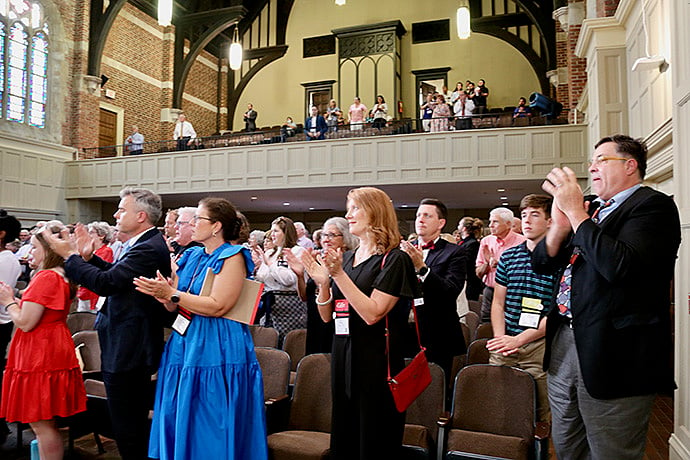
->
<box><xmin>490</xmin><ymin>337</ymin><xmax>550</xmax><ymax>422</ymax></box>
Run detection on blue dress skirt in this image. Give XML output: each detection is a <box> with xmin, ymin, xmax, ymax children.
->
<box><xmin>149</xmin><ymin>244</ymin><xmax>268</xmax><ymax>460</ymax></box>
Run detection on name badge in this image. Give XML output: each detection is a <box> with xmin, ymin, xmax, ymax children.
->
<box><xmin>518</xmin><ymin>297</ymin><xmax>542</xmax><ymax>329</ymax></box>
<box><xmin>172</xmin><ymin>313</ymin><xmax>191</xmax><ymax>336</ymax></box>
<box><xmin>334</xmin><ymin>299</ymin><xmax>349</xmax><ymax>336</ymax></box>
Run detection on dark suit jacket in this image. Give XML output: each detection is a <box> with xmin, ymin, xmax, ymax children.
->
<box><xmin>65</xmin><ymin>228</ymin><xmax>172</xmax><ymax>374</ymax></box>
<box><xmin>533</xmin><ymin>187</ymin><xmax>680</xmax><ymax>399</ymax></box>
<box><xmin>304</xmin><ymin>115</ymin><xmax>328</xmax><ymax>140</ymax></box>
<box><xmin>457</xmin><ymin>236</ymin><xmax>483</xmax><ymax>300</ymax></box>
<box><xmin>416</xmin><ymin>238</ymin><xmax>467</xmax><ymax>361</ymax></box>
<box><xmin>244</xmin><ymin>110</ymin><xmax>257</xmax><ymax>131</ymax></box>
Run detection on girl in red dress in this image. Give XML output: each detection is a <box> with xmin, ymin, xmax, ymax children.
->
<box><xmin>0</xmin><ymin>223</ymin><xmax>87</xmax><ymax>460</ymax></box>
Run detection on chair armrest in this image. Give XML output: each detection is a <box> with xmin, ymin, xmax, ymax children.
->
<box><xmin>437</xmin><ymin>411</ymin><xmax>451</xmax><ymax>428</ymax></box>
<box><xmin>265</xmin><ymin>394</ymin><xmax>291</xmax><ymax>434</ymax></box>
<box><xmin>436</xmin><ymin>411</ymin><xmax>451</xmax><ymax>460</ymax></box>
<box><xmin>265</xmin><ymin>394</ymin><xmax>290</xmax><ymax>406</ymax></box>
<box><xmin>535</xmin><ymin>421</ymin><xmax>550</xmax><ymax>441</ymax></box>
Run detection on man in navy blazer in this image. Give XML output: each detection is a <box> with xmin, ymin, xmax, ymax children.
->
<box><xmin>401</xmin><ymin>198</ymin><xmax>466</xmax><ymax>383</ymax></box>
<box><xmin>49</xmin><ymin>187</ymin><xmax>172</xmax><ymax>460</ymax></box>
<box><xmin>304</xmin><ymin>105</ymin><xmax>328</xmax><ymax>140</ymax></box>
<box><xmin>533</xmin><ymin>135</ymin><xmax>681</xmax><ymax>460</ymax></box>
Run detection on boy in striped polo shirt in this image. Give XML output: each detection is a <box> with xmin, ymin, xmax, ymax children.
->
<box><xmin>487</xmin><ymin>194</ymin><xmax>558</xmax><ymax>422</ymax></box>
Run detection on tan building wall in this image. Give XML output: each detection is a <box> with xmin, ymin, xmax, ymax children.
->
<box><xmin>233</xmin><ymin>0</ymin><xmax>543</xmax><ymax>129</ymax></box>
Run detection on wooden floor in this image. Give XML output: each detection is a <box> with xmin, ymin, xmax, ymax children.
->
<box><xmin>0</xmin><ymin>395</ymin><xmax>675</xmax><ymax>459</ymax></box>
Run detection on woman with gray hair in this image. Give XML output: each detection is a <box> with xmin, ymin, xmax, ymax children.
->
<box><xmin>76</xmin><ymin>221</ymin><xmax>115</xmax><ymax>311</ymax></box>
<box><xmin>285</xmin><ymin>216</ymin><xmax>358</xmax><ymax>354</ymax></box>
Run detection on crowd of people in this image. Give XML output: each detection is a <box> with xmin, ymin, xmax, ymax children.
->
<box><xmin>118</xmin><ymin>85</ymin><xmax>544</xmax><ymax>156</ymax></box>
<box><xmin>0</xmin><ymin>134</ymin><xmax>680</xmax><ymax>460</ymax></box>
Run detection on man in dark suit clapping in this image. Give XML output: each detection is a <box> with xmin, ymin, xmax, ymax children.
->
<box><xmin>533</xmin><ymin>135</ymin><xmax>681</xmax><ymax>460</ymax></box>
<box><xmin>48</xmin><ymin>187</ymin><xmax>172</xmax><ymax>460</ymax></box>
<box><xmin>401</xmin><ymin>198</ymin><xmax>466</xmax><ymax>383</ymax></box>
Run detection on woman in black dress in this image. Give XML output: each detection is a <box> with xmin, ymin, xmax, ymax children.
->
<box><xmin>457</xmin><ymin>216</ymin><xmax>484</xmax><ymax>301</ymax></box>
<box><xmin>301</xmin><ymin>187</ymin><xmax>419</xmax><ymax>460</ymax></box>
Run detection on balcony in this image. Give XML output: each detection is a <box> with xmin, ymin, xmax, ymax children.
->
<box><xmin>65</xmin><ymin>123</ymin><xmax>588</xmax><ymax>211</ymax></box>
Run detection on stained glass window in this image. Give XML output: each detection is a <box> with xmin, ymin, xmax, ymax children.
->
<box><xmin>0</xmin><ymin>1</ymin><xmax>49</xmax><ymax>128</ymax></box>
<box><xmin>0</xmin><ymin>22</ymin><xmax>5</xmax><ymax>116</ymax></box>
<box><xmin>7</xmin><ymin>23</ymin><xmax>27</xmax><ymax>122</ymax></box>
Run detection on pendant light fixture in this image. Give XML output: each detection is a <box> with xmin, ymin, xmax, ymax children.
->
<box><xmin>158</xmin><ymin>0</ymin><xmax>172</xmax><ymax>27</ymax></box>
<box><xmin>456</xmin><ymin>0</ymin><xmax>471</xmax><ymax>39</ymax></box>
<box><xmin>229</xmin><ymin>24</ymin><xmax>242</xmax><ymax>71</ymax></box>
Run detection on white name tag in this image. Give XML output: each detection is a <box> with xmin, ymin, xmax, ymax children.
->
<box><xmin>414</xmin><ymin>298</ymin><xmax>425</xmax><ymax>307</ymax></box>
<box><xmin>335</xmin><ymin>317</ymin><xmax>349</xmax><ymax>335</ymax></box>
<box><xmin>172</xmin><ymin>313</ymin><xmax>191</xmax><ymax>336</ymax></box>
<box><xmin>518</xmin><ymin>312</ymin><xmax>540</xmax><ymax>328</ymax></box>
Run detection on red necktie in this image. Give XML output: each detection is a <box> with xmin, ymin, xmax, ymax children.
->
<box><xmin>421</xmin><ymin>241</ymin><xmax>435</xmax><ymax>250</ymax></box>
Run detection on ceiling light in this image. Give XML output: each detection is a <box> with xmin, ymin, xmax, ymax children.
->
<box><xmin>283</xmin><ymin>202</ymin><xmax>290</xmax><ymax>206</ymax></box>
<box><xmin>158</xmin><ymin>0</ymin><xmax>172</xmax><ymax>27</ymax></box>
<box><xmin>497</xmin><ymin>188</ymin><xmax>505</xmax><ymax>192</ymax></box>
<box><xmin>250</xmin><ymin>196</ymin><xmax>258</xmax><ymax>201</ymax></box>
<box><xmin>500</xmin><ymin>196</ymin><xmax>508</xmax><ymax>200</ymax></box>
<box><xmin>229</xmin><ymin>25</ymin><xmax>242</xmax><ymax>71</ymax></box>
<box><xmin>335</xmin><ymin>0</ymin><xmax>346</xmax><ymax>5</ymax></box>
<box><xmin>456</xmin><ymin>0</ymin><xmax>470</xmax><ymax>39</ymax></box>
<box><xmin>502</xmin><ymin>202</ymin><xmax>509</xmax><ymax>206</ymax></box>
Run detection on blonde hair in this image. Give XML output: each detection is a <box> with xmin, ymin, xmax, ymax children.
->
<box><xmin>347</xmin><ymin>187</ymin><xmax>400</xmax><ymax>254</ymax></box>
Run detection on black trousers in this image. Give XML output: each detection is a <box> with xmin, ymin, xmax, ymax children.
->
<box><xmin>102</xmin><ymin>368</ymin><xmax>154</xmax><ymax>460</ymax></box>
<box><xmin>176</xmin><ymin>137</ymin><xmax>191</xmax><ymax>151</ymax></box>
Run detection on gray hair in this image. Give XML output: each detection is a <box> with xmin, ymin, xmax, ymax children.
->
<box><xmin>119</xmin><ymin>187</ymin><xmax>162</xmax><ymax>225</ymax></box>
<box><xmin>177</xmin><ymin>206</ymin><xmax>197</xmax><ymax>220</ymax></box>
<box><xmin>88</xmin><ymin>221</ymin><xmax>115</xmax><ymax>244</ymax></box>
<box><xmin>323</xmin><ymin>216</ymin><xmax>358</xmax><ymax>251</ymax></box>
<box><xmin>489</xmin><ymin>207</ymin><xmax>514</xmax><ymax>224</ymax></box>
<box><xmin>250</xmin><ymin>230</ymin><xmax>265</xmax><ymax>246</ymax></box>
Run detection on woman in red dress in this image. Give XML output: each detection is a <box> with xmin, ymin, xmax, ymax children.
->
<box><xmin>0</xmin><ymin>223</ymin><xmax>87</xmax><ymax>460</ymax></box>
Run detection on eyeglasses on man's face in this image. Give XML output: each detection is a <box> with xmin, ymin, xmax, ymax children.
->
<box><xmin>588</xmin><ymin>155</ymin><xmax>630</xmax><ymax>168</ymax></box>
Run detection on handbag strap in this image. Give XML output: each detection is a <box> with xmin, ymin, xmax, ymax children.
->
<box><xmin>383</xmin><ymin>251</ymin><xmax>425</xmax><ymax>382</ymax></box>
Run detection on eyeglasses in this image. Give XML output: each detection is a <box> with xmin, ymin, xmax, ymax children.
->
<box><xmin>588</xmin><ymin>156</ymin><xmax>630</xmax><ymax>168</ymax></box>
<box><xmin>321</xmin><ymin>232</ymin><xmax>343</xmax><ymax>239</ymax></box>
<box><xmin>175</xmin><ymin>221</ymin><xmax>191</xmax><ymax>227</ymax></box>
<box><xmin>191</xmin><ymin>215</ymin><xmax>214</xmax><ymax>223</ymax></box>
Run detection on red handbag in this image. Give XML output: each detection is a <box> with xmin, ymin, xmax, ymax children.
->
<box><xmin>385</xmin><ymin>303</ymin><xmax>432</xmax><ymax>412</ymax></box>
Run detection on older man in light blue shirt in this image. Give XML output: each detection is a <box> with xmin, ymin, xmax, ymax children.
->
<box><xmin>125</xmin><ymin>125</ymin><xmax>145</xmax><ymax>155</ymax></box>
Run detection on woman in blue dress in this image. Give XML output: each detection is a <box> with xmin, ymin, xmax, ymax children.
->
<box><xmin>134</xmin><ymin>197</ymin><xmax>267</xmax><ymax>460</ymax></box>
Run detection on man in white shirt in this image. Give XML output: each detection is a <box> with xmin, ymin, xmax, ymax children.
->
<box><xmin>173</xmin><ymin>113</ymin><xmax>197</xmax><ymax>151</ymax></box>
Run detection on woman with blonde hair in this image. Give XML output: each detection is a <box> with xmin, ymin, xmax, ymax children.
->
<box><xmin>0</xmin><ymin>223</ymin><xmax>87</xmax><ymax>460</ymax></box>
<box><xmin>301</xmin><ymin>187</ymin><xmax>419</xmax><ymax>459</ymax></box>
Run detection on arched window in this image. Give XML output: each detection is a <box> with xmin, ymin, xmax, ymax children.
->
<box><xmin>0</xmin><ymin>0</ymin><xmax>49</xmax><ymax>128</ymax></box>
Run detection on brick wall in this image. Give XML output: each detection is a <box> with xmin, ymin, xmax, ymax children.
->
<box><xmin>66</xmin><ymin>3</ymin><xmax>224</xmax><ymax>149</ymax></box>
<box><xmin>566</xmin><ymin>0</ymin><xmax>587</xmax><ymax>123</ymax></box>
<box><xmin>555</xmin><ymin>31</ymin><xmax>570</xmax><ymax>109</ymax></box>
<box><xmin>597</xmin><ymin>0</ymin><xmax>620</xmax><ymax>18</ymax></box>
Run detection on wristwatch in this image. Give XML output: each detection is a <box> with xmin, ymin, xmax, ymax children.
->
<box><xmin>170</xmin><ymin>291</ymin><xmax>181</xmax><ymax>304</ymax></box>
<box><xmin>417</xmin><ymin>266</ymin><xmax>429</xmax><ymax>277</ymax></box>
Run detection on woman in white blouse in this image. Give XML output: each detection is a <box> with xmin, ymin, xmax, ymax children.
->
<box><xmin>253</xmin><ymin>216</ymin><xmax>306</xmax><ymax>344</ymax></box>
